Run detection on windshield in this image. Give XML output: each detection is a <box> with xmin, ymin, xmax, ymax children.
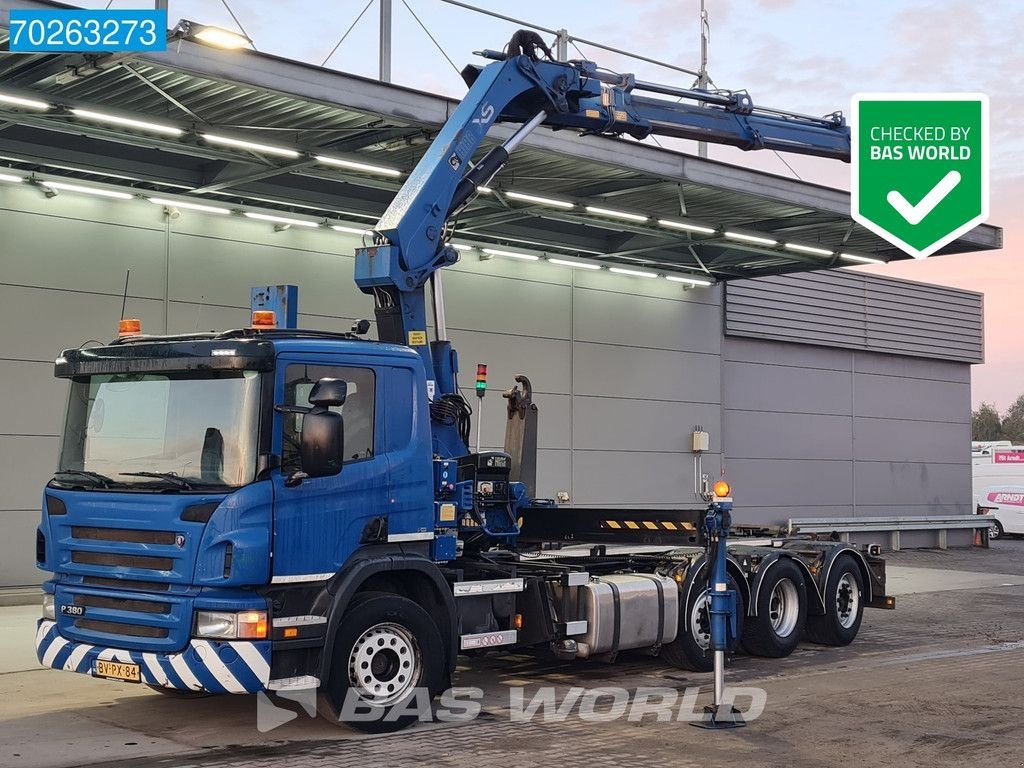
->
<box><xmin>57</xmin><ymin>370</ymin><xmax>262</xmax><ymax>490</ymax></box>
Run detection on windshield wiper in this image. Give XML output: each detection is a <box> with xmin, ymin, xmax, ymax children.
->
<box><xmin>119</xmin><ymin>471</ymin><xmax>194</xmax><ymax>490</ymax></box>
<box><xmin>53</xmin><ymin>469</ymin><xmax>115</xmax><ymax>489</ymax></box>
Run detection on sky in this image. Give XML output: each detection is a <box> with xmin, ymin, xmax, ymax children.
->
<box><xmin>77</xmin><ymin>0</ymin><xmax>1024</xmax><ymax>409</ymax></box>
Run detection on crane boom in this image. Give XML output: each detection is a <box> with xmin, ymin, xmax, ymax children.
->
<box><xmin>353</xmin><ymin>37</ymin><xmax>851</xmax><ymax>455</ymax></box>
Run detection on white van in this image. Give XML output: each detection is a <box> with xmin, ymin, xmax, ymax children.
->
<box><xmin>973</xmin><ymin>442</ymin><xmax>1024</xmax><ymax>538</ymax></box>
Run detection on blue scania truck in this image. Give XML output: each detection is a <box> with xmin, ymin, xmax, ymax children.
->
<box><xmin>35</xmin><ymin>37</ymin><xmax>891</xmax><ymax>731</ymax></box>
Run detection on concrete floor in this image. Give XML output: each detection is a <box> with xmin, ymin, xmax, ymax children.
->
<box><xmin>2</xmin><ymin>541</ymin><xmax>1023</xmax><ymax>768</ymax></box>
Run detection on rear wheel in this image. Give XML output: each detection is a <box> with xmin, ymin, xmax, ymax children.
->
<box><xmin>804</xmin><ymin>555</ymin><xmax>864</xmax><ymax>646</ymax></box>
<box><xmin>318</xmin><ymin>594</ymin><xmax>445</xmax><ymax>733</ymax></box>
<box><xmin>743</xmin><ymin>558</ymin><xmax>807</xmax><ymax>658</ymax></box>
<box><xmin>662</xmin><ymin>570</ymin><xmax>744</xmax><ymax>672</ymax></box>
<box><xmin>989</xmin><ymin>519</ymin><xmax>1004</xmax><ymax>540</ymax></box>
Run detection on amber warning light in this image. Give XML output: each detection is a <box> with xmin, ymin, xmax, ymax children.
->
<box><xmin>118</xmin><ymin>318</ymin><xmax>142</xmax><ymax>337</ymax></box>
<box><xmin>251</xmin><ymin>310</ymin><xmax>277</xmax><ymax>329</ymax></box>
<box><xmin>713</xmin><ymin>480</ymin><xmax>731</xmax><ymax>498</ymax></box>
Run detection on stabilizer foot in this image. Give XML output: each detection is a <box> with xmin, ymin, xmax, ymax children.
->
<box><xmin>690</xmin><ymin>704</ymin><xmax>746</xmax><ymax>730</ymax></box>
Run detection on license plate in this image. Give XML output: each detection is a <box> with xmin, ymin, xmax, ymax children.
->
<box><xmin>94</xmin><ymin>659</ymin><xmax>141</xmax><ymax>683</ymax></box>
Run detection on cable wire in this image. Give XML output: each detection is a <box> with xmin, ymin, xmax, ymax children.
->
<box><xmin>320</xmin><ymin>0</ymin><xmax>375</xmax><ymax>67</ymax></box>
<box><xmin>401</xmin><ymin>0</ymin><xmax>462</xmax><ymax>77</ymax></box>
<box><xmin>219</xmin><ymin>0</ymin><xmax>257</xmax><ymax>51</ymax></box>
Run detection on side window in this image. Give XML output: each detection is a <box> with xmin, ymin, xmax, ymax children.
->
<box><xmin>282</xmin><ymin>364</ymin><xmax>376</xmax><ymax>468</ymax></box>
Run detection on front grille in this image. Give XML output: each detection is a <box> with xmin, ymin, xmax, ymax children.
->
<box><xmin>74</xmin><ymin>594</ymin><xmax>168</xmax><ymax>614</ymax></box>
<box><xmin>82</xmin><ymin>576</ymin><xmax>171</xmax><ymax>592</ymax></box>
<box><xmin>75</xmin><ymin>618</ymin><xmax>169</xmax><ymax>639</ymax></box>
<box><xmin>72</xmin><ymin>527</ymin><xmax>175</xmax><ymax>545</ymax></box>
<box><xmin>72</xmin><ymin>552</ymin><xmax>174</xmax><ymax>570</ymax></box>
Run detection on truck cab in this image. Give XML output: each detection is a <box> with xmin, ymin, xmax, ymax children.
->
<box><xmin>37</xmin><ymin>329</ymin><xmax>454</xmax><ymax>699</ymax></box>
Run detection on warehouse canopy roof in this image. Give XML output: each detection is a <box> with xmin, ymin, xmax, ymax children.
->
<box><xmin>0</xmin><ymin>0</ymin><xmax>1003</xmax><ymax>281</ymax></box>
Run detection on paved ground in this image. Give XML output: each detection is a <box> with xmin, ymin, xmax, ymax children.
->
<box><xmin>2</xmin><ymin>540</ymin><xmax>1023</xmax><ymax>768</ymax></box>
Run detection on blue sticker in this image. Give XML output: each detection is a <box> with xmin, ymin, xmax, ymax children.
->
<box><xmin>8</xmin><ymin>9</ymin><xmax>167</xmax><ymax>53</ymax></box>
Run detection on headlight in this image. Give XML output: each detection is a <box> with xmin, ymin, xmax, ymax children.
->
<box><xmin>42</xmin><ymin>593</ymin><xmax>55</xmax><ymax>620</ymax></box>
<box><xmin>194</xmin><ymin>609</ymin><xmax>267</xmax><ymax>640</ymax></box>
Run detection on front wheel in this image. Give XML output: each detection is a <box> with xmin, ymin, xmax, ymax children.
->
<box><xmin>318</xmin><ymin>594</ymin><xmax>446</xmax><ymax>733</ymax></box>
<box><xmin>743</xmin><ymin>558</ymin><xmax>807</xmax><ymax>658</ymax></box>
<box><xmin>804</xmin><ymin>555</ymin><xmax>864</xmax><ymax>646</ymax></box>
<box><xmin>988</xmin><ymin>518</ymin><xmax>1004</xmax><ymax>540</ymax></box>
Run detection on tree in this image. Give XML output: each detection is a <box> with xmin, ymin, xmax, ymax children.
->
<box><xmin>972</xmin><ymin>402</ymin><xmax>1003</xmax><ymax>441</ymax></box>
<box><xmin>1002</xmin><ymin>395</ymin><xmax>1024</xmax><ymax>443</ymax></box>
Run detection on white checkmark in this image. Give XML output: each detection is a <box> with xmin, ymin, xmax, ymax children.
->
<box><xmin>886</xmin><ymin>170</ymin><xmax>961</xmax><ymax>225</ymax></box>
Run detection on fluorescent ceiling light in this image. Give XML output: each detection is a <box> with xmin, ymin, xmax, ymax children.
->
<box><xmin>724</xmin><ymin>231</ymin><xmax>777</xmax><ymax>246</ymax></box>
<box><xmin>40</xmin><ymin>181</ymin><xmax>133</xmax><ymax>199</ymax></box>
<box><xmin>785</xmin><ymin>242</ymin><xmax>833</xmax><ymax>257</ymax></box>
<box><xmin>505</xmin><ymin>191</ymin><xmax>575</xmax><ymax>209</ymax></box>
<box><xmin>244</xmin><ymin>212</ymin><xmax>319</xmax><ymax>228</ymax></box>
<box><xmin>71</xmin><ymin>108</ymin><xmax>183</xmax><ymax>137</ymax></box>
<box><xmin>315</xmin><ymin>155</ymin><xmax>401</xmax><ymax>177</ymax></box>
<box><xmin>450</xmin><ymin>243</ymin><xmax>474</xmax><ymax>251</ymax></box>
<box><xmin>658</xmin><ymin>218</ymin><xmax>716</xmax><ymax>235</ymax></box>
<box><xmin>585</xmin><ymin>206</ymin><xmax>649</xmax><ymax>222</ymax></box>
<box><xmin>0</xmin><ymin>173</ymin><xmax>24</xmax><ymax>183</ymax></box>
<box><xmin>191</xmin><ymin>25</ymin><xmax>252</xmax><ymax>50</ymax></box>
<box><xmin>483</xmin><ymin>248</ymin><xmax>539</xmax><ymax>261</ymax></box>
<box><xmin>0</xmin><ymin>93</ymin><xmax>50</xmax><ymax>110</ymax></box>
<box><xmin>609</xmin><ymin>266</ymin><xmax>658</xmax><ymax>278</ymax></box>
<box><xmin>331</xmin><ymin>224</ymin><xmax>371</xmax><ymax>235</ymax></box>
<box><xmin>548</xmin><ymin>258</ymin><xmax>601</xmax><ymax>270</ymax></box>
<box><xmin>840</xmin><ymin>252</ymin><xmax>885</xmax><ymax>265</ymax></box>
<box><xmin>148</xmin><ymin>197</ymin><xmax>231</xmax><ymax>214</ymax></box>
<box><xmin>665</xmin><ymin>274</ymin><xmax>713</xmax><ymax>287</ymax></box>
<box><xmin>203</xmin><ymin>134</ymin><xmax>300</xmax><ymax>159</ymax></box>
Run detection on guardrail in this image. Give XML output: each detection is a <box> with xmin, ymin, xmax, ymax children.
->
<box><xmin>787</xmin><ymin>515</ymin><xmax>991</xmax><ymax>551</ymax></box>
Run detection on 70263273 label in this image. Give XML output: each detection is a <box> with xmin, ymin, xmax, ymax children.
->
<box><xmin>8</xmin><ymin>9</ymin><xmax>167</xmax><ymax>53</ymax></box>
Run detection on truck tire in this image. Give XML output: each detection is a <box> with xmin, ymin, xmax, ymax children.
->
<box><xmin>804</xmin><ymin>555</ymin><xmax>864</xmax><ymax>646</ymax></box>
<box><xmin>319</xmin><ymin>594</ymin><xmax>446</xmax><ymax>733</ymax></box>
<box><xmin>742</xmin><ymin>558</ymin><xmax>807</xmax><ymax>658</ymax></box>
<box><xmin>662</xmin><ymin>571</ymin><xmax>744</xmax><ymax>673</ymax></box>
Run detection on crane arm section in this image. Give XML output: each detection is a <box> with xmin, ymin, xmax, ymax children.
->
<box><xmin>352</xmin><ymin>40</ymin><xmax>851</xmax><ymax>456</ymax></box>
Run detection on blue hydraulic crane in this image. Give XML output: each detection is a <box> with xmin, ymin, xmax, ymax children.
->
<box><xmin>353</xmin><ymin>31</ymin><xmax>852</xmax><ymax>729</ymax></box>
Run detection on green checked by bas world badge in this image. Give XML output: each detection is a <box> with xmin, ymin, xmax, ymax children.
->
<box><xmin>852</xmin><ymin>93</ymin><xmax>989</xmax><ymax>259</ymax></box>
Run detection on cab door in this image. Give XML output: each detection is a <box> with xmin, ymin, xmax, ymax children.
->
<box><xmin>270</xmin><ymin>355</ymin><xmax>390</xmax><ymax>582</ymax></box>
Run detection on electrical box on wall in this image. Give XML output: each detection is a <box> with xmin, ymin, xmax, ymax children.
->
<box><xmin>692</xmin><ymin>427</ymin><xmax>710</xmax><ymax>453</ymax></box>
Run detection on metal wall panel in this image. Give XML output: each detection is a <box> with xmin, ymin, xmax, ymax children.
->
<box><xmin>725</xmin><ymin>271</ymin><xmax>984</xmax><ymax>363</ymax></box>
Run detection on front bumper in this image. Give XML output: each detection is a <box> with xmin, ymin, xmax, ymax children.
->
<box><xmin>35</xmin><ymin>619</ymin><xmax>270</xmax><ymax>694</ymax></box>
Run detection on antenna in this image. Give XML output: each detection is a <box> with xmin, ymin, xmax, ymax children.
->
<box><xmin>695</xmin><ymin>0</ymin><xmax>711</xmax><ymax>159</ymax></box>
<box><xmin>120</xmin><ymin>270</ymin><xmax>131</xmax><ymax>320</ymax></box>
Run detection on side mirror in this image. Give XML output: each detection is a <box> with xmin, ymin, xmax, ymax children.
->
<box><xmin>299</xmin><ymin>408</ymin><xmax>344</xmax><ymax>479</ymax></box>
<box><xmin>309</xmin><ymin>377</ymin><xmax>347</xmax><ymax>407</ymax></box>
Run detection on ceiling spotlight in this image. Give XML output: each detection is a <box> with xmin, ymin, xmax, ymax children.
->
<box><xmin>482</xmin><ymin>248</ymin><xmax>540</xmax><ymax>261</ymax></box>
<box><xmin>40</xmin><ymin>181</ymin><xmax>133</xmax><ymax>200</ymax></box>
<box><xmin>0</xmin><ymin>92</ymin><xmax>50</xmax><ymax>111</ymax></box>
<box><xmin>315</xmin><ymin>155</ymin><xmax>401</xmax><ymax>177</ymax></box>
<box><xmin>71</xmin><ymin>109</ymin><xmax>183</xmax><ymax>137</ymax></box>
<box><xmin>175</xmin><ymin>20</ymin><xmax>253</xmax><ymax>50</ymax></box>
<box><xmin>505</xmin><ymin>191</ymin><xmax>575</xmax><ymax>209</ymax></box>
<box><xmin>547</xmin><ymin>258</ymin><xmax>601</xmax><ymax>270</ymax></box>
<box><xmin>724</xmin><ymin>231</ymin><xmax>777</xmax><ymax>246</ymax></box>
<box><xmin>243</xmin><ymin>212</ymin><xmax>319</xmax><ymax>228</ymax></box>
<box><xmin>609</xmin><ymin>266</ymin><xmax>658</xmax><ymax>278</ymax></box>
<box><xmin>148</xmin><ymin>197</ymin><xmax>231</xmax><ymax>214</ymax></box>
<box><xmin>665</xmin><ymin>274</ymin><xmax>713</xmax><ymax>287</ymax></box>
<box><xmin>840</xmin><ymin>252</ymin><xmax>886</xmax><ymax>265</ymax></box>
<box><xmin>585</xmin><ymin>206</ymin><xmax>649</xmax><ymax>222</ymax></box>
<box><xmin>203</xmin><ymin>134</ymin><xmax>300</xmax><ymax>159</ymax></box>
<box><xmin>658</xmin><ymin>219</ymin><xmax>716</xmax><ymax>235</ymax></box>
<box><xmin>785</xmin><ymin>242</ymin><xmax>833</xmax><ymax>257</ymax></box>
